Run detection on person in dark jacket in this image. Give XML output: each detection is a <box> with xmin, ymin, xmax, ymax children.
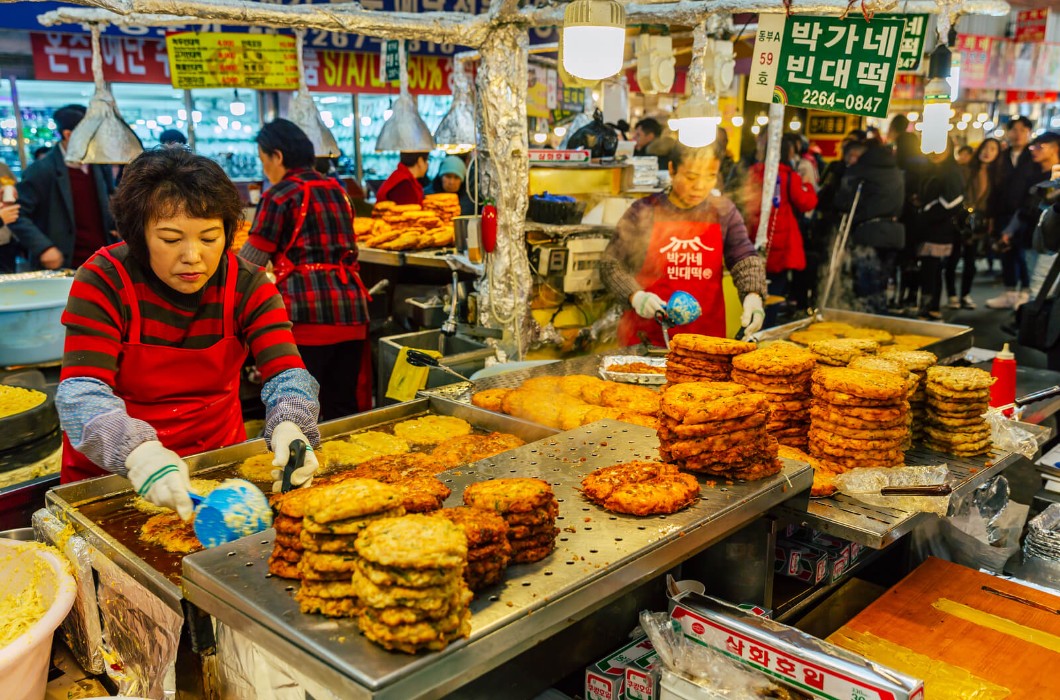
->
<box><xmin>944</xmin><ymin>137</ymin><xmax>1001</xmax><ymax>309</ymax></box>
<box><xmin>833</xmin><ymin>139</ymin><xmax>906</xmax><ymax>314</ymax></box>
<box><xmin>895</xmin><ymin>131</ymin><xmax>928</xmax><ymax>309</ymax></box>
<box><xmin>426</xmin><ymin>155</ymin><xmax>475</xmax><ymax>216</ymax></box>
<box><xmin>8</xmin><ymin>104</ymin><xmax>117</xmax><ymax>269</ymax></box>
<box><xmin>915</xmin><ymin>139</ymin><xmax>966</xmax><ymax>319</ymax></box>
<box><xmin>986</xmin><ymin>116</ymin><xmax>1039</xmax><ymax>308</ymax></box>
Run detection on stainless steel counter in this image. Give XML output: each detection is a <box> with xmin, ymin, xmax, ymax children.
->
<box><xmin>359</xmin><ymin>247</ymin><xmax>455</xmax><ymax>269</ymax></box>
<box><xmin>182</xmin><ymin>420</ymin><xmax>812</xmax><ymax>700</ymax></box>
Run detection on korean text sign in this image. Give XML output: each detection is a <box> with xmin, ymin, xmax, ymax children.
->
<box><xmin>166</xmin><ymin>31</ymin><xmax>299</xmax><ymax>89</ymax></box>
<box><xmin>748</xmin><ymin>14</ymin><xmax>905</xmax><ymax>119</ymax></box>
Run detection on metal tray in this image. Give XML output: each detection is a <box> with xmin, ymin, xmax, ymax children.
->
<box><xmin>754</xmin><ymin>308</ymin><xmax>974</xmax><ymax>363</ymax></box>
<box><xmin>45</xmin><ymin>397</ymin><xmax>556</xmax><ymax>613</ymax></box>
<box><xmin>599</xmin><ymin>354</ymin><xmax>667</xmax><ymax>385</ymax></box>
<box><xmin>182</xmin><ymin>420</ymin><xmax>813</xmax><ymax>700</ymax></box>
<box><xmin>774</xmin><ymin>421</ymin><xmax>1053</xmax><ymax>549</ymax></box>
<box><xmin>424</xmin><ymin>352</ymin><xmax>622</xmax><ymax>404</ymax></box>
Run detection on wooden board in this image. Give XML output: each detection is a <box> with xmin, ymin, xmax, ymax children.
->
<box><xmin>828</xmin><ymin>557</ymin><xmax>1060</xmax><ymax>699</ymax></box>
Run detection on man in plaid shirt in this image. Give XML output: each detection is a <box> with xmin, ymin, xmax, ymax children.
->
<box><xmin>240</xmin><ymin>119</ymin><xmax>370</xmax><ymax>420</ymax></box>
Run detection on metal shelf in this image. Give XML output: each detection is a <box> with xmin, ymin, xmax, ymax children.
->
<box><xmin>182</xmin><ymin>420</ymin><xmax>812</xmax><ymax>700</ymax></box>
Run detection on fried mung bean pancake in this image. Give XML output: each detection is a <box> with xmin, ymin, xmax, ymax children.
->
<box><xmin>300</xmin><ymin>551</ymin><xmax>359</xmax><ymax>573</ymax></box>
<box><xmin>777</xmin><ymin>444</ymin><xmax>843</xmax><ymax>497</ymax></box>
<box><xmin>670</xmin><ymin>333</ymin><xmax>756</xmax><ymax>356</ymax></box>
<box><xmin>809</xmin><ymin>441</ymin><xmax>905</xmax><ymax>461</ymax></box>
<box><xmin>582</xmin><ymin>461</ymin><xmax>700</xmax><ymax>515</ymax></box>
<box><xmin>788</xmin><ymin>330</ymin><xmax>837</xmax><ymax>345</ymax></box>
<box><xmin>616</xmin><ymin>412</ymin><xmax>659</xmax><ymax>429</ymax></box>
<box><xmin>731</xmin><ymin>344</ymin><xmax>816</xmax><ymax>376</ymax></box>
<box><xmin>274</xmin><ymin>532</ymin><xmax>304</xmax><ymax>550</ymax></box>
<box><xmin>666</xmin><ymin>370</ymin><xmax>728</xmax><ymax>384</ymax></box>
<box><xmin>807</xmin><ymin>428</ymin><xmax>906</xmax><ymax>451</ymax></box>
<box><xmin>925</xmin><ymin>385</ymin><xmax>992</xmax><ymax>403</ymax></box>
<box><xmin>658</xmin><ymin>412</ymin><xmax>768</xmax><ymax>438</ymax></box>
<box><xmin>299</xmin><ymin>530</ymin><xmax>362</xmax><ymax>552</ymax></box>
<box><xmin>306</xmin><ymin>479</ymin><xmax>404</xmax><ymax>523</ymax></box>
<box><xmin>659</xmin><ymin>382</ymin><xmax>754</xmax><ymax>423</ymax></box>
<box><xmin>298</xmin><ymin>579</ymin><xmax>358</xmax><ymax>599</ymax></box>
<box><xmin>435</xmin><ymin>506</ymin><xmax>510</xmax><ymax>547</ymax></box>
<box><xmin>268</xmin><ymin>555</ymin><xmax>301</xmax><ymax>579</ymax></box>
<box><xmin>806</xmin><ymin>322</ymin><xmax>855</xmax><ymax>335</ymax></box>
<box><xmin>463</xmin><ymin>477</ymin><xmax>554</xmax><ymax>513</ymax></box>
<box><xmin>139</xmin><ymin>513</ymin><xmax>202</xmax><ymax>554</ymax></box>
<box><xmin>559</xmin><ymin>403</ymin><xmax>597</xmax><ymax>430</ymax></box>
<box><xmin>582</xmin><ymin>406</ymin><xmax>625</xmax><ymax>424</ymax></box>
<box><xmin>355</xmin><ymin>559</ymin><xmax>459</xmax><ymax>588</ymax></box>
<box><xmin>432</xmin><ymin>433</ymin><xmax>526</xmax><ymax>468</ymax></box>
<box><xmin>810</xmin><ymin>401</ymin><xmax>908</xmax><ymax>424</ymax></box>
<box><xmin>271</xmin><ymin>486</ymin><xmax>322</xmax><ymax>519</ymax></box>
<box><xmin>809</xmin><ymin>338</ymin><xmax>879</xmax><ymax>364</ymax></box>
<box><xmin>926</xmin><ymin>365</ymin><xmax>996</xmax><ymax>392</ymax></box>
<box><xmin>811</xmin><ymin>420</ymin><xmax>908</xmax><ymax>440</ymax></box>
<box><xmin>296</xmin><ymin>592</ymin><xmax>361</xmax><ymax>617</ymax></box>
<box><xmin>660</xmin><ymin>428</ymin><xmax>769</xmax><ymax>459</ymax></box>
<box><xmin>810</xmin><ymin>451</ymin><xmax>904</xmax><ymax>469</ymax></box>
<box><xmin>364</xmin><ymin>591</ymin><xmax>471</xmax><ymax>627</ymax></box>
<box><xmin>270</xmin><ymin>545</ymin><xmax>302</xmax><ymax>563</ymax></box>
<box><xmin>509</xmin><ymin>527</ymin><xmax>560</xmax><ymax>547</ymax></box>
<box><xmin>467</xmin><ymin>540</ymin><xmax>512</xmax><ymax>562</ymax></box>
<box><xmin>131</xmin><ymin>478</ymin><xmax>220</xmax><ymax>515</ymax></box>
<box><xmin>811</xmin><ymin>385</ymin><xmax>907</xmax><ymax>408</ymax></box>
<box><xmin>237</xmin><ymin>453</ymin><xmax>277</xmax><ymax>482</ymax></box>
<box><xmin>560</xmin><ymin>375</ymin><xmax>606</xmax><ymax>398</ymax></box>
<box><xmin>471</xmin><ymin>388</ymin><xmax>511</xmax><ymax>412</ymax></box>
<box><xmin>510</xmin><ymin>542</ymin><xmax>556</xmax><ymax>564</ymax></box>
<box><xmin>388</xmin><ymin>477</ymin><xmax>451</xmax><ymax>513</ymax></box>
<box><xmin>813</xmin><ymin>366</ymin><xmax>907</xmax><ymax>401</ymax></box>
<box><xmin>359</xmin><ymin>608</ymin><xmax>471</xmax><ymax>653</ymax></box>
<box><xmin>319</xmin><ymin>439</ymin><xmax>380</xmax><ymax>469</ymax></box>
<box><xmin>302</xmin><ymin>507</ymin><xmax>405</xmax><ymax>535</ymax></box>
<box><xmin>598</xmin><ymin>383</ymin><xmax>661</xmax><ymax>414</ymax></box>
<box><xmin>730</xmin><ymin>368</ymin><xmax>812</xmax><ymax>386</ymax></box>
<box><xmin>843</xmin><ymin>328</ymin><xmax>893</xmax><ymax>343</ymax></box>
<box><xmin>520</xmin><ymin>376</ymin><xmax>566</xmax><ymax>393</ymax></box>
<box><xmin>352</xmin><ymin>569</ymin><xmax>463</xmax><ymax>609</ymax></box>
<box><xmin>926</xmin><ymin>413</ymin><xmax>988</xmax><ymax>428</ymax></box>
<box><xmin>877</xmin><ymin>347</ymin><xmax>937</xmax><ymax>370</ymax></box>
<box><xmin>504</xmin><ymin>502</ymin><xmax>559</xmax><ymax>526</ymax></box>
<box><xmin>393</xmin><ymin>415</ymin><xmax>473</xmax><ymax>445</ymax></box>
<box><xmin>674</xmin><ymin>436</ymin><xmax>776</xmax><ymax>468</ymax></box>
<box><xmin>356</xmin><ymin>514</ymin><xmax>468</xmax><ymax>569</ymax></box>
<box><xmin>501</xmin><ymin>389</ymin><xmax>565</xmax><ymax>427</ymax></box>
<box><xmin>273</xmin><ymin>514</ymin><xmax>302</xmax><ymax>535</ymax></box>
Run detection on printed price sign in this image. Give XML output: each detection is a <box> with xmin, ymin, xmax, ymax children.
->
<box><xmin>748</xmin><ymin>14</ymin><xmax>905</xmax><ymax>119</ymax></box>
<box><xmin>166</xmin><ymin>31</ymin><xmax>298</xmax><ymax>89</ymax></box>
<box><xmin>383</xmin><ymin>39</ymin><xmax>402</xmax><ymax>82</ymax></box>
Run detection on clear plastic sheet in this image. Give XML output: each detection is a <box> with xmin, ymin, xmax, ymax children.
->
<box><xmin>937</xmin><ymin>475</ymin><xmax>1027</xmax><ymax>573</ymax></box>
<box><xmin>639</xmin><ymin>611</ymin><xmax>808</xmax><ymax>699</ymax></box>
<box><xmin>90</xmin><ymin>549</ymin><xmax>182</xmax><ymax>698</ymax></box>
<box><xmin>214</xmin><ymin>622</ymin><xmax>341</xmax><ymax>700</ymax></box>
<box><xmin>32</xmin><ymin>508</ymin><xmax>105</xmax><ymax>674</ymax></box>
<box><xmin>984</xmin><ymin>408</ymin><xmax>1038</xmax><ymax>459</ymax></box>
<box><xmin>833</xmin><ymin>465</ymin><xmax>952</xmax><ymax>516</ymax></box>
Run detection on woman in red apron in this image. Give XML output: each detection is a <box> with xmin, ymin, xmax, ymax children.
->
<box><xmin>57</xmin><ymin>148</ymin><xmax>321</xmax><ymax>519</ymax></box>
<box><xmin>601</xmin><ymin>143</ymin><xmax>768</xmax><ymax>347</ymax></box>
<box><xmin>238</xmin><ymin>119</ymin><xmax>371</xmax><ymax>421</ymax></box>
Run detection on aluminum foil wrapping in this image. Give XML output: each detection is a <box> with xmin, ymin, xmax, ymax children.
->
<box><xmin>91</xmin><ymin>547</ymin><xmax>183</xmax><ymax>698</ymax></box>
<box><xmin>984</xmin><ymin>408</ymin><xmax>1039</xmax><ymax>459</ymax></box>
<box><xmin>476</xmin><ymin>23</ymin><xmax>531</xmax><ymax>359</ymax></box>
<box><xmin>1024</xmin><ymin>503</ymin><xmax>1060</xmax><ymax>563</ymax></box>
<box><xmin>214</xmin><ymin>621</ymin><xmax>341</xmax><ymax>700</ymax></box>
<box><xmin>32</xmin><ymin>508</ymin><xmax>105</xmax><ymax>674</ymax></box>
<box><xmin>754</xmin><ymin>102</ymin><xmax>786</xmax><ymax>252</ymax></box>
<box><xmin>834</xmin><ymin>464</ymin><xmax>952</xmax><ymax>516</ymax></box>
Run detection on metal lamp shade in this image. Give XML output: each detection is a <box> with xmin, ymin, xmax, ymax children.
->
<box><xmin>64</xmin><ymin>87</ymin><xmax>143</xmax><ymax>165</ymax></box>
<box><xmin>375</xmin><ymin>93</ymin><xmax>435</xmax><ymax>152</ymax></box>
<box><xmin>434</xmin><ymin>88</ymin><xmax>475</xmax><ymax>153</ymax></box>
<box><xmin>288</xmin><ymin>90</ymin><xmax>340</xmax><ymax>158</ymax></box>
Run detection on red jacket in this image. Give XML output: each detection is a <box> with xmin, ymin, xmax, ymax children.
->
<box><xmin>745</xmin><ymin>162</ymin><xmax>817</xmax><ymax>274</ymax></box>
<box><xmin>376</xmin><ymin>163</ymin><xmax>424</xmax><ymax>206</ymax></box>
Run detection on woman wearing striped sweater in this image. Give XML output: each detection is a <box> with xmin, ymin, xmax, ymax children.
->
<box><xmin>57</xmin><ymin>148</ymin><xmax>321</xmax><ymax>520</ymax></box>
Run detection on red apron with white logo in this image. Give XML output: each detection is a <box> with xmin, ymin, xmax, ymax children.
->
<box><xmin>61</xmin><ymin>246</ymin><xmax>248</xmax><ymax>483</ymax></box>
<box><xmin>617</xmin><ymin>220</ymin><xmax>726</xmax><ymax>347</ymax></box>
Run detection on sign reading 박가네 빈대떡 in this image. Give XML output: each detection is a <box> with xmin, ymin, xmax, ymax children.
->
<box><xmin>166</xmin><ymin>31</ymin><xmax>299</xmax><ymax>90</ymax></box>
<box><xmin>747</xmin><ymin>14</ymin><xmax>905</xmax><ymax>119</ymax></box>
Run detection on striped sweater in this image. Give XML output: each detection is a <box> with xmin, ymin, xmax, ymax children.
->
<box><xmin>58</xmin><ymin>244</ymin><xmax>320</xmax><ymax>474</ymax></box>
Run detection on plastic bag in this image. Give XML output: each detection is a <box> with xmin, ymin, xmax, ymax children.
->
<box><xmin>833</xmin><ymin>465</ymin><xmax>952</xmax><ymax>516</ymax></box>
<box><xmin>984</xmin><ymin>407</ymin><xmax>1038</xmax><ymax>459</ymax></box>
<box><xmin>566</xmin><ymin>109</ymin><xmax>619</xmax><ymax>159</ymax></box>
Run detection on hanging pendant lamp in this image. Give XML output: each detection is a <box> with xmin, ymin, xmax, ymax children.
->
<box><xmin>65</xmin><ymin>24</ymin><xmax>143</xmax><ymax>165</ymax></box>
<box><xmin>434</xmin><ymin>61</ymin><xmax>476</xmax><ymax>154</ymax></box>
<box><xmin>376</xmin><ymin>40</ymin><xmax>436</xmax><ymax>152</ymax></box>
<box><xmin>288</xmin><ymin>29</ymin><xmax>340</xmax><ymax>157</ymax></box>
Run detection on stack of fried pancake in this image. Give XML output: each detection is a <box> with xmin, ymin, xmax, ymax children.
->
<box><xmin>423</xmin><ymin>192</ymin><xmax>462</xmax><ymax>225</ymax></box>
<box><xmin>353</xmin><ymin>514</ymin><xmax>472</xmax><ymax>654</ymax></box>
<box><xmin>140</xmin><ymin>512</ymin><xmax>202</xmax><ymax>554</ymax></box>
<box><xmin>580</xmin><ymin>460</ymin><xmax>700</xmax><ymax>515</ymax></box>
<box><xmin>731</xmin><ymin>343</ymin><xmax>816</xmax><ymax>449</ymax></box>
<box><xmin>922</xmin><ymin>366</ymin><xmax>995</xmax><ymax>457</ymax></box>
<box><xmin>808</xmin><ymin>338</ymin><xmax>879</xmax><ymax>366</ymax></box>
<box><xmin>846</xmin><ymin>357</ymin><xmax>920</xmax><ymax>449</ymax></box>
<box><xmin>657</xmin><ymin>382</ymin><xmax>781</xmax><ymax>481</ymax></box>
<box><xmin>317</xmin><ymin>430</ymin><xmax>410</xmax><ymax>473</ymax></box>
<box><xmin>431</xmin><ymin>433</ymin><xmax>526</xmax><ymax>468</ymax></box>
<box><xmin>436</xmin><ymin>507</ymin><xmax>512</xmax><ymax>590</ymax></box>
<box><xmin>808</xmin><ymin>367</ymin><xmax>909</xmax><ymax>472</ymax></box>
<box><xmin>295</xmin><ymin>479</ymin><xmax>405</xmax><ymax>618</ymax></box>
<box><xmin>878</xmin><ymin>348</ymin><xmax>938</xmax><ymax>443</ymax></box>
<box><xmin>464</xmin><ymin>478</ymin><xmax>559</xmax><ymax>564</ymax></box>
<box><xmin>473</xmin><ymin>375</ymin><xmax>660</xmax><ymax>431</ymax></box>
<box><xmin>268</xmin><ymin>487</ymin><xmax>317</xmax><ymax>579</ymax></box>
<box><xmin>316</xmin><ymin>460</ymin><xmax>451</xmax><ymax>514</ymax></box>
<box><xmin>665</xmin><ymin>334</ymin><xmax>756</xmax><ymax>383</ymax></box>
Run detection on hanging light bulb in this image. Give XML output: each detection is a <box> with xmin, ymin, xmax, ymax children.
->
<box><xmin>669</xmin><ymin>94</ymin><xmax>721</xmax><ymax>147</ymax></box>
<box><xmin>921</xmin><ymin>43</ymin><xmax>954</xmax><ymax>155</ymax></box>
<box><xmin>750</xmin><ymin>125</ymin><xmax>761</xmax><ymax>135</ymax></box>
<box><xmin>956</xmin><ymin>121</ymin><xmax>968</xmax><ymax>131</ymax></box>
<box><xmin>561</xmin><ymin>0</ymin><xmax>626</xmax><ymax>81</ymax></box>
<box><xmin>731</xmin><ymin>115</ymin><xmax>744</xmax><ymax>127</ymax></box>
<box><xmin>230</xmin><ymin>90</ymin><xmax>246</xmax><ymax>117</ymax></box>
<box><xmin>532</xmin><ymin>132</ymin><xmax>548</xmax><ymax>145</ymax></box>
<box><xmin>789</xmin><ymin>120</ymin><xmax>802</xmax><ymax>131</ymax></box>
<box><xmin>756</xmin><ymin>113</ymin><xmax>769</xmax><ymax>126</ymax></box>
<box><xmin>65</xmin><ymin>24</ymin><xmax>142</xmax><ymax>165</ymax></box>
<box><xmin>907</xmin><ymin>111</ymin><xmax>920</xmax><ymax>122</ymax></box>
<box><xmin>554</xmin><ymin>126</ymin><xmax>568</xmax><ymax>137</ymax></box>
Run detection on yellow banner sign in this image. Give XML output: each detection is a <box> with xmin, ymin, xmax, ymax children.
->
<box><xmin>166</xmin><ymin>31</ymin><xmax>299</xmax><ymax>89</ymax></box>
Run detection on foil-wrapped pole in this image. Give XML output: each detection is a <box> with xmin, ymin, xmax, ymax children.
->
<box><xmin>755</xmin><ymin>102</ymin><xmax>786</xmax><ymax>252</ymax></box>
<box><xmin>476</xmin><ymin>23</ymin><xmax>531</xmax><ymax>359</ymax></box>
<box><xmin>688</xmin><ymin>22</ymin><xmax>707</xmax><ymax>101</ymax></box>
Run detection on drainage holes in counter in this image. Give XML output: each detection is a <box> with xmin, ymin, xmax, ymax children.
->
<box><xmin>227</xmin><ymin>552</ymin><xmax>236</xmax><ymax>557</ymax></box>
<box><xmin>521</xmin><ymin>581</ymin><xmax>532</xmax><ymax>587</ymax></box>
<box><xmin>566</xmin><ymin>560</ymin><xmax>576</xmax><ymax>565</ymax></box>
<box><xmin>614</xmin><ymin>537</ymin><xmax>623</xmax><ymax>542</ymax></box>
<box><xmin>589</xmin><ymin>549</ymin><xmax>598</xmax><ymax>554</ymax></box>
<box><xmin>245</xmin><ymin>562</ymin><xmax>254</xmax><ymax>567</ymax></box>
<box><xmin>544</xmin><ymin>570</ymin><xmax>553</xmax><ymax>576</ymax></box>
<box><xmin>260</xmin><ymin>539</ymin><xmax>270</xmax><ymax>545</ymax></box>
<box><xmin>488</xmin><ymin>595</ymin><xmax>500</xmax><ymax>602</ymax></box>
<box><xmin>637</xmin><ymin>526</ymin><xmax>647</xmax><ymax>531</ymax></box>
<box><xmin>560</xmin><ymin>537</ymin><xmax>569</xmax><ymax>542</ymax></box>
<box><xmin>584</xmin><ymin>526</ymin><xmax>592</xmax><ymax>531</ymax></box>
<box><xmin>285</xmin><ymin>585</ymin><xmax>295</xmax><ymax>592</ymax></box>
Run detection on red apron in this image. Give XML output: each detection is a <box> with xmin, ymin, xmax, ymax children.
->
<box><xmin>61</xmin><ymin>246</ymin><xmax>248</xmax><ymax>483</ymax></box>
<box><xmin>272</xmin><ymin>179</ymin><xmax>370</xmax><ymax>299</ymax></box>
<box><xmin>617</xmin><ymin>220</ymin><xmax>726</xmax><ymax>347</ymax></box>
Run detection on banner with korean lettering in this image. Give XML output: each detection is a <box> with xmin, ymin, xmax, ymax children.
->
<box><xmin>1016</xmin><ymin>9</ymin><xmax>1051</xmax><ymax>43</ymax></box>
<box><xmin>166</xmin><ymin>32</ymin><xmax>299</xmax><ymax>89</ymax></box>
<box><xmin>957</xmin><ymin>35</ymin><xmax>1060</xmax><ymax>92</ymax></box>
<box><xmin>32</xmin><ymin>32</ymin><xmax>172</xmax><ymax>84</ymax></box>
<box><xmin>306</xmin><ymin>50</ymin><xmax>452</xmax><ymax>94</ymax></box>
<box><xmin>883</xmin><ymin>14</ymin><xmax>928</xmax><ymax>72</ymax></box>
<box><xmin>748</xmin><ymin>14</ymin><xmax>904</xmax><ymax>119</ymax></box>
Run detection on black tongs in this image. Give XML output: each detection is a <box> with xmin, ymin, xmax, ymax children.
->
<box><xmin>405</xmin><ymin>349</ymin><xmax>475</xmax><ymax>385</ymax></box>
<box><xmin>281</xmin><ymin>439</ymin><xmax>306</xmax><ymax>494</ymax></box>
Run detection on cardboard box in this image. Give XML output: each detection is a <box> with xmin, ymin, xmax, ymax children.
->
<box><xmin>624</xmin><ymin>665</ymin><xmax>659</xmax><ymax>700</ymax></box>
<box><xmin>585</xmin><ymin>635</ymin><xmax>656</xmax><ymax>700</ymax></box>
<box><xmin>775</xmin><ymin>538</ymin><xmax>829</xmax><ymax>585</ymax></box>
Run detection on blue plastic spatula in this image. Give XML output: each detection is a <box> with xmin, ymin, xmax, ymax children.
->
<box><xmin>665</xmin><ymin>290</ymin><xmax>702</xmax><ymax>326</ymax></box>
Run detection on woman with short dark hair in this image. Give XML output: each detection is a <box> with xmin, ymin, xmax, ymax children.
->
<box><xmin>239</xmin><ymin>119</ymin><xmax>370</xmax><ymax>420</ymax></box>
<box><xmin>56</xmin><ymin>147</ymin><xmax>322</xmax><ymax>515</ymax></box>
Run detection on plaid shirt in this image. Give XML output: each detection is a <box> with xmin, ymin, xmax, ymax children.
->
<box><xmin>246</xmin><ymin>168</ymin><xmax>368</xmax><ymax>325</ymax></box>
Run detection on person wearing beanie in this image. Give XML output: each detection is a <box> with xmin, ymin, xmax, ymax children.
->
<box><xmin>8</xmin><ymin>103</ymin><xmax>117</xmax><ymax>269</ymax></box>
<box><xmin>427</xmin><ymin>154</ymin><xmax>475</xmax><ymax>215</ymax></box>
<box><xmin>159</xmin><ymin>129</ymin><xmax>188</xmax><ymax>148</ymax></box>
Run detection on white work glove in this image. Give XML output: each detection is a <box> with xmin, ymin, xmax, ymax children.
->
<box><xmin>740</xmin><ymin>293</ymin><xmax>765</xmax><ymax>337</ymax></box>
<box><xmin>631</xmin><ymin>290</ymin><xmax>667</xmax><ymax>319</ymax></box>
<box><xmin>270</xmin><ymin>420</ymin><xmax>320</xmax><ymax>493</ymax></box>
<box><xmin>126</xmin><ymin>441</ymin><xmax>195</xmax><ymax>522</ymax></box>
